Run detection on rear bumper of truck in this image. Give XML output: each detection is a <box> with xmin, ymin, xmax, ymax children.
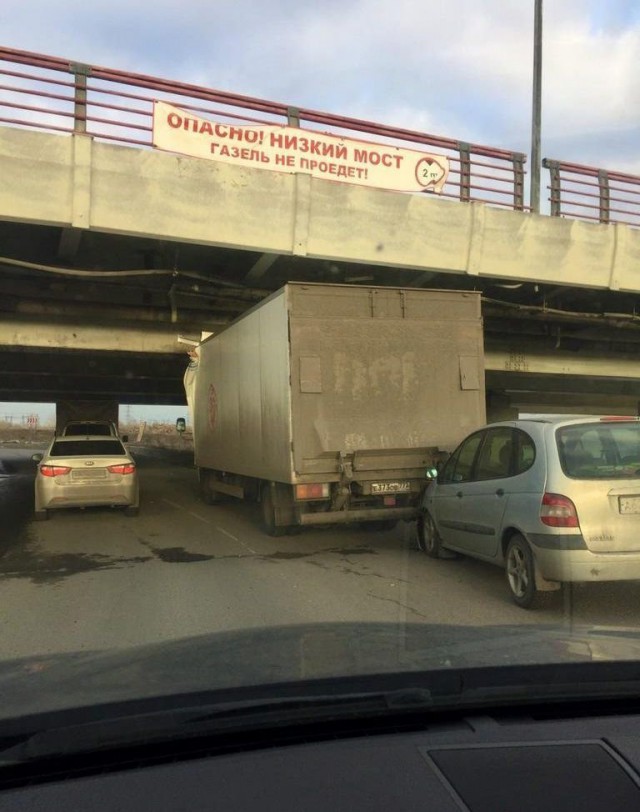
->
<box><xmin>298</xmin><ymin>506</ymin><xmax>418</xmax><ymax>525</ymax></box>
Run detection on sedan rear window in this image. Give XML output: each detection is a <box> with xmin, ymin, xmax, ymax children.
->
<box><xmin>557</xmin><ymin>421</ymin><xmax>640</xmax><ymax>479</ymax></box>
<box><xmin>50</xmin><ymin>440</ymin><xmax>126</xmax><ymax>457</ymax></box>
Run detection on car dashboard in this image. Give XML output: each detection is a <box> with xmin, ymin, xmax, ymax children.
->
<box><xmin>2</xmin><ymin>700</ymin><xmax>640</xmax><ymax>811</ymax></box>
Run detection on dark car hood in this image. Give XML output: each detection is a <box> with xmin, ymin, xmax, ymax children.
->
<box><xmin>1</xmin><ymin>621</ymin><xmax>640</xmax><ymax>724</ymax></box>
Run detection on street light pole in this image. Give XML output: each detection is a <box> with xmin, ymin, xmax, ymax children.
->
<box><xmin>530</xmin><ymin>0</ymin><xmax>543</xmax><ymax>213</ymax></box>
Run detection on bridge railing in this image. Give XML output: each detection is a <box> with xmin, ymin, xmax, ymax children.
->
<box><xmin>3</xmin><ymin>46</ymin><xmax>640</xmax><ymax>227</ymax></box>
<box><xmin>543</xmin><ymin>159</ymin><xmax>640</xmax><ymax>228</ymax></box>
<box><xmin>0</xmin><ymin>46</ymin><xmax>526</xmax><ymax>211</ymax></box>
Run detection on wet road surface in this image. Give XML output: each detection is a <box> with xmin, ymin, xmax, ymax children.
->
<box><xmin>2</xmin><ymin>442</ymin><xmax>640</xmax><ymax>661</ymax></box>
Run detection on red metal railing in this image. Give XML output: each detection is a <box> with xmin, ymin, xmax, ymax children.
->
<box><xmin>3</xmin><ymin>46</ymin><xmax>640</xmax><ymax>227</ymax></box>
<box><xmin>0</xmin><ymin>45</ymin><xmax>526</xmax><ymax>211</ymax></box>
<box><xmin>543</xmin><ymin>159</ymin><xmax>640</xmax><ymax>228</ymax></box>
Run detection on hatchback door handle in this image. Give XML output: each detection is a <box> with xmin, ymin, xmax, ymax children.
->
<box><xmin>496</xmin><ymin>488</ymin><xmax>505</xmax><ymax>496</ymax></box>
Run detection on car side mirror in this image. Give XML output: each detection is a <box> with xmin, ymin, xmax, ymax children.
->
<box><xmin>122</xmin><ymin>434</ymin><xmax>129</xmax><ymax>443</ymax></box>
<box><xmin>176</xmin><ymin>418</ymin><xmax>186</xmax><ymax>434</ymax></box>
<box><xmin>425</xmin><ymin>467</ymin><xmax>438</xmax><ymax>481</ymax></box>
<box><xmin>31</xmin><ymin>453</ymin><xmax>43</xmax><ymax>462</ymax></box>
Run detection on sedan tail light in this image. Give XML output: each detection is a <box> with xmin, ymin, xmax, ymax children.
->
<box><xmin>40</xmin><ymin>465</ymin><xmax>71</xmax><ymax>477</ymax></box>
<box><xmin>540</xmin><ymin>492</ymin><xmax>579</xmax><ymax>528</ymax></box>
<box><xmin>107</xmin><ymin>463</ymin><xmax>136</xmax><ymax>475</ymax></box>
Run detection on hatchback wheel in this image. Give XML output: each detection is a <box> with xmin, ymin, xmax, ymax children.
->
<box><xmin>34</xmin><ymin>509</ymin><xmax>48</xmax><ymax>521</ymax></box>
<box><xmin>506</xmin><ymin>534</ymin><xmax>538</xmax><ymax>609</ymax></box>
<box><xmin>417</xmin><ymin>512</ymin><xmax>442</xmax><ymax>558</ymax></box>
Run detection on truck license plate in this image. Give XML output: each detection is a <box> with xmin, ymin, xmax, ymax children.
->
<box><xmin>371</xmin><ymin>481</ymin><xmax>411</xmax><ymax>494</ymax></box>
<box><xmin>619</xmin><ymin>496</ymin><xmax>640</xmax><ymax>515</ymax></box>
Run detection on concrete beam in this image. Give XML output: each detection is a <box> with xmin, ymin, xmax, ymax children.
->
<box><xmin>485</xmin><ymin>349</ymin><xmax>640</xmax><ymax>379</ymax></box>
<box><xmin>486</xmin><ymin>371</ymin><xmax>640</xmax><ymax>397</ymax></box>
<box><xmin>1</xmin><ymin>126</ymin><xmax>639</xmax><ymax>294</ymax></box>
<box><xmin>0</xmin><ymin>317</ymin><xmax>196</xmax><ymax>354</ymax></box>
<box><xmin>509</xmin><ymin>391</ymin><xmax>639</xmax><ymax>415</ymax></box>
<box><xmin>57</xmin><ymin>227</ymin><xmax>83</xmax><ymax>262</ymax></box>
<box><xmin>244</xmin><ymin>252</ymin><xmax>279</xmax><ymax>282</ymax></box>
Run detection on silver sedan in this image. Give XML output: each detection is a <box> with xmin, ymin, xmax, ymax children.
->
<box><xmin>33</xmin><ymin>436</ymin><xmax>139</xmax><ymax>520</ymax></box>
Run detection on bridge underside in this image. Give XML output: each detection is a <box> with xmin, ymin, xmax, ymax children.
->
<box><xmin>2</xmin><ymin>215</ymin><xmax>640</xmax><ymax>412</ymax></box>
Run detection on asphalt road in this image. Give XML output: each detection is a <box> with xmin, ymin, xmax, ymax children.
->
<box><xmin>2</xmin><ymin>443</ymin><xmax>640</xmax><ymax>662</ymax></box>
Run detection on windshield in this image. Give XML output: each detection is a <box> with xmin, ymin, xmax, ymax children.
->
<box><xmin>1</xmin><ymin>2</ymin><xmax>640</xmax><ymax>759</ymax></box>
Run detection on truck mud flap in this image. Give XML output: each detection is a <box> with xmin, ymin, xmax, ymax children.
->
<box><xmin>299</xmin><ymin>507</ymin><xmax>417</xmax><ymax>525</ymax></box>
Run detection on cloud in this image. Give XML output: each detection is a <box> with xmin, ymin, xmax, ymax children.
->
<box><xmin>1</xmin><ymin>0</ymin><xmax>638</xmax><ymax>175</ymax></box>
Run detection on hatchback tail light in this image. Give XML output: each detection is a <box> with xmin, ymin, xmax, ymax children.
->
<box><xmin>40</xmin><ymin>465</ymin><xmax>71</xmax><ymax>477</ymax></box>
<box><xmin>107</xmin><ymin>463</ymin><xmax>136</xmax><ymax>475</ymax></box>
<box><xmin>540</xmin><ymin>492</ymin><xmax>579</xmax><ymax>528</ymax></box>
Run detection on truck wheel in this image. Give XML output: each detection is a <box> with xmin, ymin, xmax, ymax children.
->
<box><xmin>261</xmin><ymin>484</ymin><xmax>287</xmax><ymax>537</ymax></box>
<box><xmin>505</xmin><ymin>534</ymin><xmax>539</xmax><ymax>609</ymax></box>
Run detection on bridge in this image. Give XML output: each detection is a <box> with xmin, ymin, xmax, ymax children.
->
<box><xmin>1</xmin><ymin>46</ymin><xmax>640</xmax><ymax>420</ymax></box>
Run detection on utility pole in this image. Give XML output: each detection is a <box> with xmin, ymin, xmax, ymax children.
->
<box><xmin>530</xmin><ymin>0</ymin><xmax>543</xmax><ymax>213</ymax></box>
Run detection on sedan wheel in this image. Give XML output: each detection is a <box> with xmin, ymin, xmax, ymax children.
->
<box><xmin>505</xmin><ymin>534</ymin><xmax>538</xmax><ymax>609</ymax></box>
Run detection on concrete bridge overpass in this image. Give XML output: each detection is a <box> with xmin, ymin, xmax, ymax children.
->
<box><xmin>1</xmin><ymin>46</ymin><xmax>640</xmax><ymax>418</ymax></box>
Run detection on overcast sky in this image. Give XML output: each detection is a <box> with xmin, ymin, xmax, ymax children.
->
<box><xmin>2</xmin><ymin>1</ymin><xmax>639</xmax><ymax>421</ymax></box>
<box><xmin>3</xmin><ymin>0</ymin><xmax>639</xmax><ymax>173</ymax></box>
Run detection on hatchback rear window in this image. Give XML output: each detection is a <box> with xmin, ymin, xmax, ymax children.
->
<box><xmin>50</xmin><ymin>440</ymin><xmax>126</xmax><ymax>457</ymax></box>
<box><xmin>556</xmin><ymin>421</ymin><xmax>640</xmax><ymax>479</ymax></box>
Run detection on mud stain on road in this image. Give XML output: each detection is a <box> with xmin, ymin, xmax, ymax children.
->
<box><xmin>260</xmin><ymin>545</ymin><xmax>377</xmax><ymax>562</ymax></box>
<box><xmin>0</xmin><ymin>550</ymin><xmax>153</xmax><ymax>585</ymax></box>
<box><xmin>149</xmin><ymin>546</ymin><xmax>214</xmax><ymax>563</ymax></box>
<box><xmin>136</xmin><ymin>537</ymin><xmax>215</xmax><ymax>564</ymax></box>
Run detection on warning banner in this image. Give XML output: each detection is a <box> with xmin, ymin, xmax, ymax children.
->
<box><xmin>153</xmin><ymin>101</ymin><xmax>449</xmax><ymax>193</ymax></box>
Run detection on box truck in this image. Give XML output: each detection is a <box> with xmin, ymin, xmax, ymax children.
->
<box><xmin>187</xmin><ymin>283</ymin><xmax>485</xmax><ymax>535</ymax></box>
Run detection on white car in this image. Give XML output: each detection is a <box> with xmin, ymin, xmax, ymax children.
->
<box><xmin>33</xmin><ymin>436</ymin><xmax>139</xmax><ymax>520</ymax></box>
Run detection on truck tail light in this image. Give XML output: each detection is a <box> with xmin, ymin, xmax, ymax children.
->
<box><xmin>540</xmin><ymin>492</ymin><xmax>579</xmax><ymax>528</ymax></box>
<box><xmin>295</xmin><ymin>483</ymin><xmax>330</xmax><ymax>500</ymax></box>
<box><xmin>40</xmin><ymin>465</ymin><xmax>71</xmax><ymax>477</ymax></box>
<box><xmin>107</xmin><ymin>463</ymin><xmax>136</xmax><ymax>475</ymax></box>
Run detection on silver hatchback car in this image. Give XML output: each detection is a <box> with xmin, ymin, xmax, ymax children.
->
<box><xmin>33</xmin><ymin>436</ymin><xmax>139</xmax><ymax>520</ymax></box>
<box><xmin>419</xmin><ymin>416</ymin><xmax>640</xmax><ymax>608</ymax></box>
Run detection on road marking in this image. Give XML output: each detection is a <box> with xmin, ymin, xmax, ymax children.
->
<box><xmin>215</xmin><ymin>525</ymin><xmax>238</xmax><ymax>541</ymax></box>
<box><xmin>216</xmin><ymin>525</ymin><xmax>257</xmax><ymax>554</ymax></box>
<box><xmin>187</xmin><ymin>511</ymin><xmax>211</xmax><ymax>524</ymax></box>
<box><xmin>162</xmin><ymin>498</ymin><xmax>211</xmax><ymax>524</ymax></box>
<box><xmin>160</xmin><ymin>498</ymin><xmax>255</xmax><ymax>553</ymax></box>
